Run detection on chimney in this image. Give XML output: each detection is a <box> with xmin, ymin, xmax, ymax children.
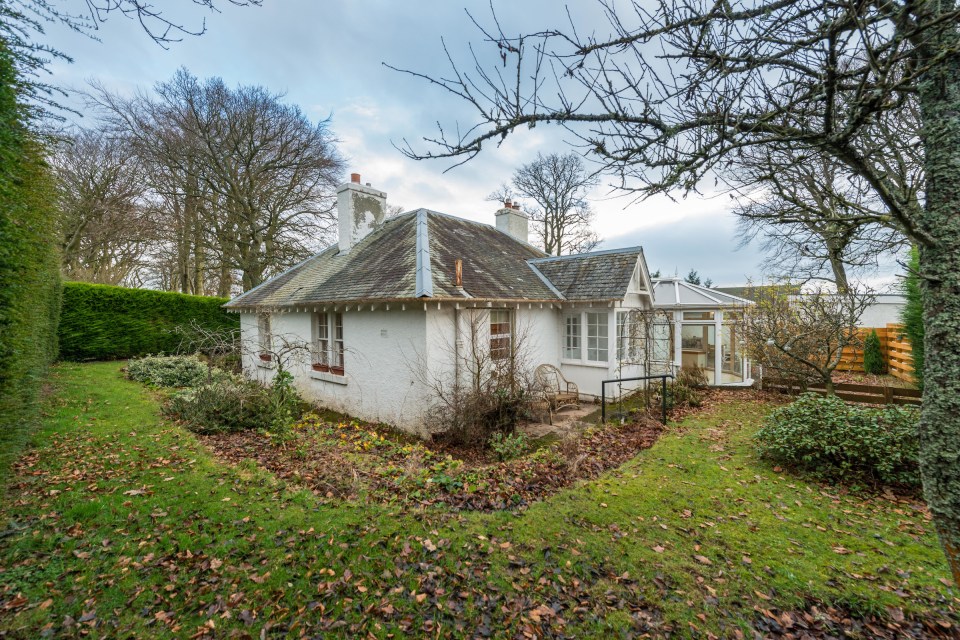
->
<box><xmin>337</xmin><ymin>173</ymin><xmax>387</xmax><ymax>254</ymax></box>
<box><xmin>495</xmin><ymin>202</ymin><xmax>529</xmax><ymax>244</ymax></box>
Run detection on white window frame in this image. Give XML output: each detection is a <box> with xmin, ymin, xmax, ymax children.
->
<box><xmin>489</xmin><ymin>309</ymin><xmax>512</xmax><ymax>361</ymax></box>
<box><xmin>257</xmin><ymin>313</ymin><xmax>272</xmax><ymax>361</ymax></box>
<box><xmin>560</xmin><ymin>310</ymin><xmax>610</xmax><ymax>366</ymax></box>
<box><xmin>586</xmin><ymin>312</ymin><xmax>609</xmax><ymax>363</ymax></box>
<box><xmin>563</xmin><ymin>314</ymin><xmax>581</xmax><ymax>360</ymax></box>
<box><xmin>311</xmin><ymin>312</ymin><xmax>345</xmax><ymax>375</ymax></box>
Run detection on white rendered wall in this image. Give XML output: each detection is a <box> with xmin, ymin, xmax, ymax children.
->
<box><xmin>240</xmin><ymin>309</ymin><xmax>434</xmax><ymax>434</ymax></box>
<box><xmin>858</xmin><ymin>295</ymin><xmax>906</xmax><ymax>328</ymax></box>
<box><xmin>239</xmin><ymin>298</ymin><xmax>652</xmax><ymax>433</ymax></box>
<box><xmin>421</xmin><ymin>305</ymin><xmax>561</xmax><ymax>394</ymax></box>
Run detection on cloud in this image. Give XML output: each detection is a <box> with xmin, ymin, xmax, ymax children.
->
<box><xmin>603</xmin><ymin>208</ymin><xmax>765</xmax><ymax>287</ymax></box>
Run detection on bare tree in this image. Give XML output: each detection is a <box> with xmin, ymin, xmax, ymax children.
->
<box><xmin>92</xmin><ymin>68</ymin><xmax>346</xmax><ymax>293</ymax></box>
<box><xmin>392</xmin><ymin>2</ymin><xmax>960</xmax><ymax>582</ymax></box>
<box><xmin>743</xmin><ymin>283</ymin><xmax>874</xmax><ymax>394</ymax></box>
<box><xmin>49</xmin><ymin>127</ymin><xmax>155</xmax><ymax>285</ymax></box>
<box><xmin>732</xmin><ymin>146</ymin><xmax>912</xmax><ymax>291</ymax></box>
<box><xmin>489</xmin><ymin>152</ymin><xmax>599</xmax><ymax>255</ymax></box>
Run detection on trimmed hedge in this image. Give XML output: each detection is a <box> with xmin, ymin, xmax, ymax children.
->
<box><xmin>0</xmin><ymin>39</ymin><xmax>62</xmax><ymax>475</ymax></box>
<box><xmin>59</xmin><ymin>282</ymin><xmax>238</xmax><ymax>361</ymax></box>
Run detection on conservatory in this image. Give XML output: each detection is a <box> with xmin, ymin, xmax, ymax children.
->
<box><xmin>650</xmin><ymin>278</ymin><xmax>754</xmax><ymax>386</ymax></box>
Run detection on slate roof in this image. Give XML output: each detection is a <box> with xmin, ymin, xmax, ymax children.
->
<box><xmin>528</xmin><ymin>247</ymin><xmax>646</xmax><ymax>301</ymax></box>
<box><xmin>226</xmin><ymin>211</ymin><xmax>644</xmax><ymax>310</ymax></box>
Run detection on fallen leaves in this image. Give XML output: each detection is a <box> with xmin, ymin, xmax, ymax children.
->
<box><xmin>201</xmin><ymin>413</ymin><xmax>666</xmax><ymax>513</ymax></box>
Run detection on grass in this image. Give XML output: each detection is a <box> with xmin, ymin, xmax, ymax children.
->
<box><xmin>0</xmin><ymin>361</ymin><xmax>955</xmax><ymax>638</ymax></box>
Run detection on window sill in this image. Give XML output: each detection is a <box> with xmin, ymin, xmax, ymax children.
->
<box><xmin>560</xmin><ymin>359</ymin><xmax>610</xmax><ymax>369</ymax></box>
<box><xmin>309</xmin><ymin>370</ymin><xmax>347</xmax><ymax>385</ymax></box>
<box><xmin>256</xmin><ymin>360</ymin><xmax>275</xmax><ymax>370</ymax></box>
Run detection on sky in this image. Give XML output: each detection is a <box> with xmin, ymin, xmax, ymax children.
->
<box><xmin>35</xmin><ymin>0</ymin><xmax>892</xmax><ymax>288</ymax></box>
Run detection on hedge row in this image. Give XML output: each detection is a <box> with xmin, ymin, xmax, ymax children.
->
<box><xmin>58</xmin><ymin>282</ymin><xmax>238</xmax><ymax>361</ymax></box>
<box><xmin>0</xmin><ymin>40</ymin><xmax>62</xmax><ymax>473</ymax></box>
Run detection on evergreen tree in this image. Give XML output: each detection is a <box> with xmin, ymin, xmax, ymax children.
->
<box><xmin>902</xmin><ymin>247</ymin><xmax>925</xmax><ymax>390</ymax></box>
<box><xmin>863</xmin><ymin>330</ymin><xmax>886</xmax><ymax>375</ymax></box>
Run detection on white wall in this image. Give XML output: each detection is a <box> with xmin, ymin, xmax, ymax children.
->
<box><xmin>858</xmin><ymin>295</ymin><xmax>906</xmax><ymax>328</ymax></box>
<box><xmin>239</xmin><ymin>299</ymin><xmax>652</xmax><ymax>433</ymax></box>
<box><xmin>241</xmin><ymin>309</ymin><xmax>434</xmax><ymax>434</ymax></box>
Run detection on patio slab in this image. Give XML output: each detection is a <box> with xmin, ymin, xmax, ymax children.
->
<box><xmin>521</xmin><ymin>404</ymin><xmax>599</xmax><ymax>439</ymax></box>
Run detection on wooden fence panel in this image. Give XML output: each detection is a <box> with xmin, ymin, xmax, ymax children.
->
<box><xmin>762</xmin><ymin>378</ymin><xmax>921</xmax><ymax>406</ymax></box>
<box><xmin>835</xmin><ymin>324</ymin><xmax>915</xmax><ymax>384</ymax></box>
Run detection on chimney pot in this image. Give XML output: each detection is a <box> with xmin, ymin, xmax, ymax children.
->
<box><xmin>504</xmin><ymin>199</ymin><xmax>512</xmax><ymax>207</ymax></box>
<box><xmin>350</xmin><ymin>173</ymin><xmax>361</xmax><ymax>183</ymax></box>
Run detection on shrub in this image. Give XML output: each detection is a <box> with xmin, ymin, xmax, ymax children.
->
<box><xmin>754</xmin><ymin>393</ymin><xmax>920</xmax><ymax>487</ymax></box>
<box><xmin>0</xmin><ymin>42</ymin><xmax>61</xmax><ymax>474</ymax></box>
<box><xmin>58</xmin><ymin>282</ymin><xmax>238</xmax><ymax>361</ymax></box>
<box><xmin>127</xmin><ymin>354</ymin><xmax>231</xmax><ymax>388</ymax></box>
<box><xmin>489</xmin><ymin>432</ymin><xmax>529</xmax><ymax>461</ymax></box>
<box><xmin>661</xmin><ymin>368</ymin><xmax>705</xmax><ymax>410</ymax></box>
<box><xmin>863</xmin><ymin>329</ymin><xmax>886</xmax><ymax>375</ymax></box>
<box><xmin>901</xmin><ymin>247</ymin><xmax>924</xmax><ymax>390</ymax></box>
<box><xmin>430</xmin><ymin>384</ymin><xmax>531</xmax><ymax>448</ymax></box>
<box><xmin>164</xmin><ymin>374</ymin><xmax>302</xmax><ymax>435</ymax></box>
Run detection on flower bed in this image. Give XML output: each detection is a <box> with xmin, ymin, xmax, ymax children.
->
<box><xmin>201</xmin><ymin>413</ymin><xmax>665</xmax><ymax>511</ymax></box>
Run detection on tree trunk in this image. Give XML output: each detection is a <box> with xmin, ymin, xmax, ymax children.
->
<box><xmin>826</xmin><ymin>242</ymin><xmax>848</xmax><ymax>293</ymax></box>
<box><xmin>917</xmin><ymin>18</ymin><xmax>960</xmax><ymax>585</ymax></box>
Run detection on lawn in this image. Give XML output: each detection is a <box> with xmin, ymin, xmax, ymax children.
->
<box><xmin>0</xmin><ymin>361</ymin><xmax>955</xmax><ymax>638</ymax></box>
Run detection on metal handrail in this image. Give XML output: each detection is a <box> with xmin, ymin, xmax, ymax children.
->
<box><xmin>601</xmin><ymin>374</ymin><xmax>675</xmax><ymax>425</ymax></box>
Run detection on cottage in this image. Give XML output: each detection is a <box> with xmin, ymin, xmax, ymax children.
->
<box><xmin>225</xmin><ymin>174</ymin><xmax>663</xmax><ymax>434</ymax></box>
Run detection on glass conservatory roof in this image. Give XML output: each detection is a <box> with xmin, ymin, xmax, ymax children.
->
<box><xmin>651</xmin><ymin>278</ymin><xmax>753</xmax><ymax>309</ymax></box>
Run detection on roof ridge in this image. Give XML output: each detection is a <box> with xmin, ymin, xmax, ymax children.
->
<box><xmin>528</xmin><ymin>245</ymin><xmax>643</xmax><ymax>262</ymax></box>
<box><xmin>424</xmin><ymin>209</ymin><xmax>548</xmax><ymax>257</ymax></box>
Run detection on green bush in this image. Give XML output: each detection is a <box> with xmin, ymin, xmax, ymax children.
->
<box><xmin>862</xmin><ymin>329</ymin><xmax>886</xmax><ymax>375</ymax></box>
<box><xmin>59</xmin><ymin>282</ymin><xmax>238</xmax><ymax>361</ymax></box>
<box><xmin>163</xmin><ymin>373</ymin><xmax>302</xmax><ymax>435</ymax></box>
<box><xmin>0</xmin><ymin>41</ymin><xmax>61</xmax><ymax>474</ymax></box>
<box><xmin>489</xmin><ymin>432</ymin><xmax>529</xmax><ymax>461</ymax></box>
<box><xmin>901</xmin><ymin>247</ymin><xmax>924</xmax><ymax>390</ymax></box>
<box><xmin>127</xmin><ymin>354</ymin><xmax>233</xmax><ymax>388</ymax></box>
<box><xmin>754</xmin><ymin>393</ymin><xmax>920</xmax><ymax>487</ymax></box>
